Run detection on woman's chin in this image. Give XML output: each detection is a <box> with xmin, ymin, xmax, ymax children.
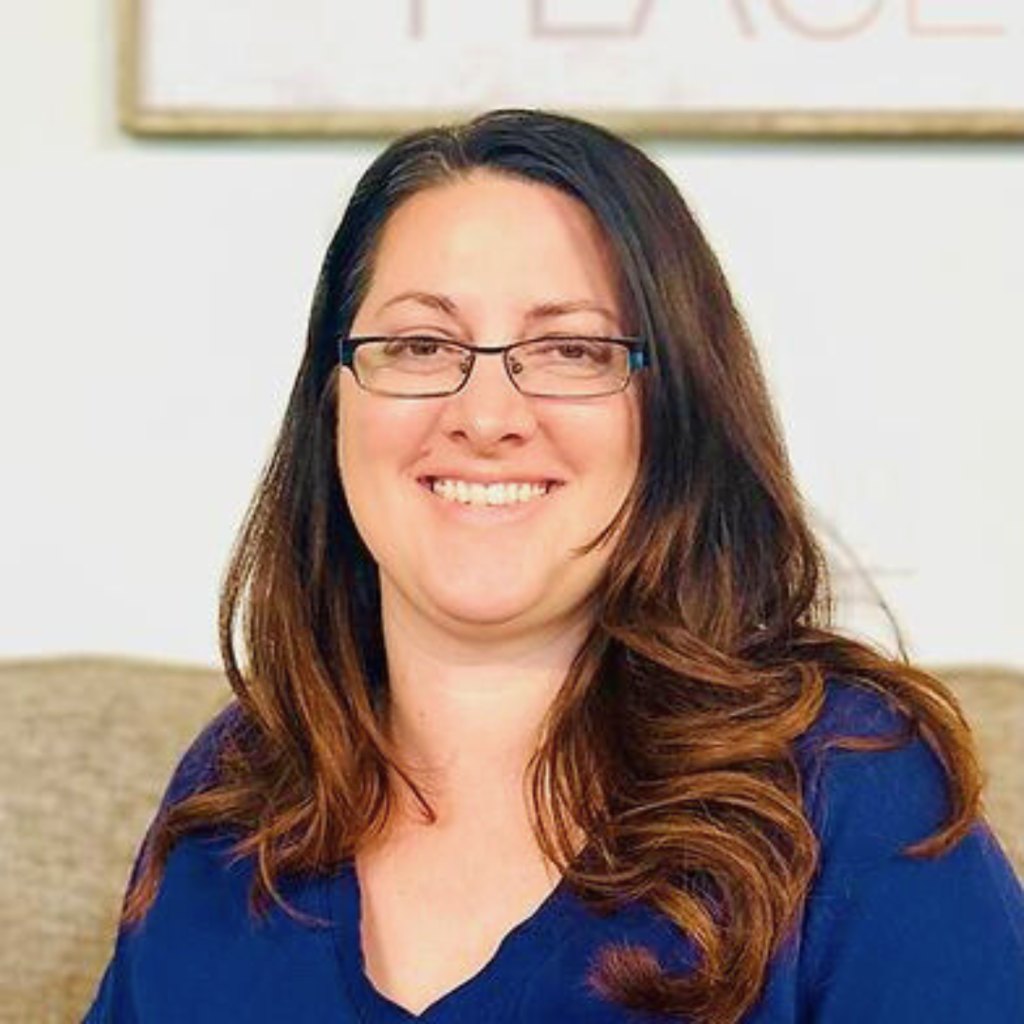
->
<box><xmin>427</xmin><ymin>579</ymin><xmax>550</xmax><ymax>631</ymax></box>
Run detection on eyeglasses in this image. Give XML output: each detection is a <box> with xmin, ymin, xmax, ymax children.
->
<box><xmin>338</xmin><ymin>335</ymin><xmax>648</xmax><ymax>399</ymax></box>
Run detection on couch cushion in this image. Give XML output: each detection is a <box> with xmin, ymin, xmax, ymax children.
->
<box><xmin>0</xmin><ymin>656</ymin><xmax>1020</xmax><ymax>1023</ymax></box>
<box><xmin>0</xmin><ymin>656</ymin><xmax>232</xmax><ymax>1022</ymax></box>
<box><xmin>936</xmin><ymin>665</ymin><xmax>1023</xmax><ymax>871</ymax></box>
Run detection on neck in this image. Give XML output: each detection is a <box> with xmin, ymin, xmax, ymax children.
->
<box><xmin>377</xmin><ymin>580</ymin><xmax>593</xmax><ymax>834</ymax></box>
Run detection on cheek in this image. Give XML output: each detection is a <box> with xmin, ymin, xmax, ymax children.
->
<box><xmin>566</xmin><ymin>398</ymin><xmax>641</xmax><ymax>488</ymax></box>
<box><xmin>619</xmin><ymin>391</ymin><xmax>643</xmax><ymax>477</ymax></box>
<box><xmin>336</xmin><ymin>406</ymin><xmax>402</xmax><ymax>564</ymax></box>
<box><xmin>337</xmin><ymin>382</ymin><xmax>387</xmax><ymax>508</ymax></box>
<box><xmin>336</xmin><ymin>381</ymin><xmax>430</xmax><ymax>498</ymax></box>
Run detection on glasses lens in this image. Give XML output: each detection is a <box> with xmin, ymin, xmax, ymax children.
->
<box><xmin>355</xmin><ymin>338</ymin><xmax>468</xmax><ymax>395</ymax></box>
<box><xmin>513</xmin><ymin>338</ymin><xmax>630</xmax><ymax>396</ymax></box>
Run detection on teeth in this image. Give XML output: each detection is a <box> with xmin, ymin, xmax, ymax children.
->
<box><xmin>429</xmin><ymin>478</ymin><xmax>552</xmax><ymax>507</ymax></box>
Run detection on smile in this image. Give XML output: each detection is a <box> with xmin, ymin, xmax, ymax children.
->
<box><xmin>417</xmin><ymin>477</ymin><xmax>563</xmax><ymax>513</ymax></box>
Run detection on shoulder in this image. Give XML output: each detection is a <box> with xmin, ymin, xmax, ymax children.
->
<box><xmin>793</xmin><ymin>675</ymin><xmax>950</xmax><ymax>855</ymax></box>
<box><xmin>792</xmin><ymin>674</ymin><xmax>1020</xmax><ymax>922</ymax></box>
<box><xmin>799</xmin><ymin>674</ymin><xmax>911</xmax><ymax>749</ymax></box>
<box><xmin>158</xmin><ymin>699</ymin><xmax>247</xmax><ymax>812</ymax></box>
<box><xmin>111</xmin><ymin>701</ymin><xmax>248</xmax><ymax>908</ymax></box>
<box><xmin>786</xmin><ymin>679</ymin><xmax>1024</xmax><ymax>1016</ymax></box>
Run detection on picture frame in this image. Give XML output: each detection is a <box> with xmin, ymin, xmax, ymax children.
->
<box><xmin>118</xmin><ymin>0</ymin><xmax>1024</xmax><ymax>139</ymax></box>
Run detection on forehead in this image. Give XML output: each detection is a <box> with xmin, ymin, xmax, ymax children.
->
<box><xmin>360</xmin><ymin>172</ymin><xmax>627</xmax><ymax>324</ymax></box>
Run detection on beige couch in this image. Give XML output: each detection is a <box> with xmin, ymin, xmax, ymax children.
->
<box><xmin>1</xmin><ymin>656</ymin><xmax>1021</xmax><ymax>1024</ymax></box>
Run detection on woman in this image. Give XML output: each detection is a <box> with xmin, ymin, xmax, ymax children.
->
<box><xmin>85</xmin><ymin>108</ymin><xmax>1024</xmax><ymax>1023</ymax></box>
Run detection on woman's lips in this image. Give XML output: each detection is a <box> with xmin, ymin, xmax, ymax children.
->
<box><xmin>416</xmin><ymin>478</ymin><xmax>563</xmax><ymax>521</ymax></box>
<box><xmin>416</xmin><ymin>476</ymin><xmax>562</xmax><ymax>488</ymax></box>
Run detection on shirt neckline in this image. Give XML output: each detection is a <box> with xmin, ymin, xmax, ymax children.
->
<box><xmin>316</xmin><ymin>858</ymin><xmax>576</xmax><ymax>1021</ymax></box>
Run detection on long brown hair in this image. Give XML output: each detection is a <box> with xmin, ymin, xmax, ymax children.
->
<box><xmin>120</xmin><ymin>109</ymin><xmax>982</xmax><ymax>1024</ymax></box>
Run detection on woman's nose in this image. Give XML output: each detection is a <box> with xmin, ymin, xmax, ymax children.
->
<box><xmin>438</xmin><ymin>349</ymin><xmax>538</xmax><ymax>450</ymax></box>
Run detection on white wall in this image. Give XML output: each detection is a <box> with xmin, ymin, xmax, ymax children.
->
<box><xmin>2</xmin><ymin>1</ymin><xmax>1021</xmax><ymax>668</ymax></box>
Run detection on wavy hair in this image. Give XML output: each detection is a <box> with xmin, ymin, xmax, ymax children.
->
<box><xmin>120</xmin><ymin>109</ymin><xmax>982</xmax><ymax>1024</ymax></box>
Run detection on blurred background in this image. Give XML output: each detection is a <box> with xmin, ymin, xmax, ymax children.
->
<box><xmin>1</xmin><ymin>0</ymin><xmax>1022</xmax><ymax>670</ymax></box>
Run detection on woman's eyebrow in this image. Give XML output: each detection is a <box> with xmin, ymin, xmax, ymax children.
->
<box><xmin>376</xmin><ymin>290</ymin><xmax>459</xmax><ymax>317</ymax></box>
<box><xmin>375</xmin><ymin>290</ymin><xmax>620</xmax><ymax>326</ymax></box>
<box><xmin>526</xmin><ymin>298</ymin><xmax>620</xmax><ymax>326</ymax></box>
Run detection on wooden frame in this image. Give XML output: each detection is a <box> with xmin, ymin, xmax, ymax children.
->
<box><xmin>118</xmin><ymin>0</ymin><xmax>1024</xmax><ymax>139</ymax></box>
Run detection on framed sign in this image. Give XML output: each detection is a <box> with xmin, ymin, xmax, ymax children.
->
<box><xmin>118</xmin><ymin>0</ymin><xmax>1024</xmax><ymax>138</ymax></box>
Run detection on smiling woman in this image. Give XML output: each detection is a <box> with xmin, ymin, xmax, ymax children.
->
<box><xmin>84</xmin><ymin>109</ymin><xmax>1024</xmax><ymax>1024</ymax></box>
<box><xmin>337</xmin><ymin>173</ymin><xmax>641</xmax><ymax>640</ymax></box>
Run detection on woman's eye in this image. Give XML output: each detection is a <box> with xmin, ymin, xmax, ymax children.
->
<box><xmin>533</xmin><ymin>337</ymin><xmax>613</xmax><ymax>363</ymax></box>
<box><xmin>383</xmin><ymin>337</ymin><xmax>439</xmax><ymax>355</ymax></box>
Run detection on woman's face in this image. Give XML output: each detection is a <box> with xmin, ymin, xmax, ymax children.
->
<box><xmin>337</xmin><ymin>170</ymin><xmax>641</xmax><ymax>640</ymax></box>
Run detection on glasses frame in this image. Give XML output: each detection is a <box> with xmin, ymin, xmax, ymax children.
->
<box><xmin>337</xmin><ymin>334</ymin><xmax>649</xmax><ymax>399</ymax></box>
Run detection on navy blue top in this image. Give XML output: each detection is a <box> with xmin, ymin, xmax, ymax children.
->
<box><xmin>84</xmin><ymin>679</ymin><xmax>1024</xmax><ymax>1022</ymax></box>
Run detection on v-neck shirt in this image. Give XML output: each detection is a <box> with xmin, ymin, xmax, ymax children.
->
<box><xmin>84</xmin><ymin>678</ymin><xmax>1024</xmax><ymax>1022</ymax></box>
